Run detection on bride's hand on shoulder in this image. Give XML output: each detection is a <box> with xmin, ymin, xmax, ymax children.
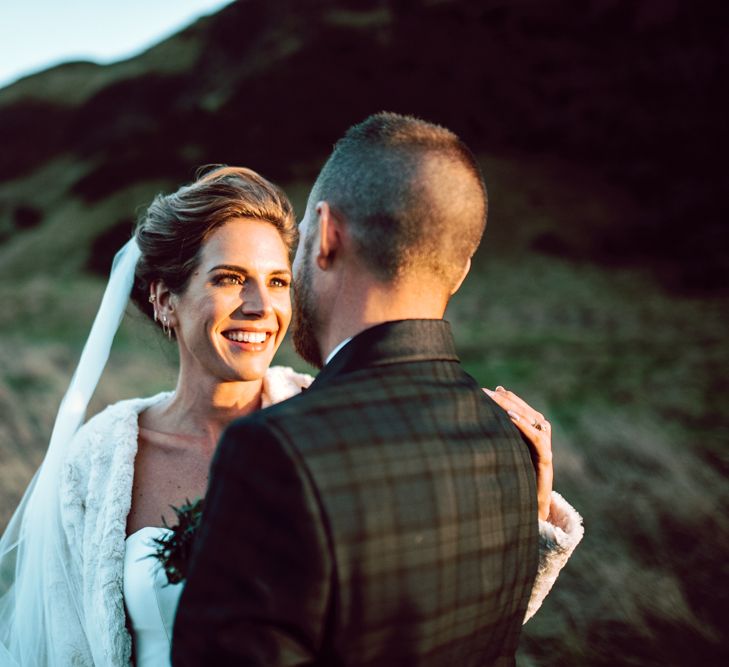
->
<box><xmin>483</xmin><ymin>386</ymin><xmax>553</xmax><ymax>522</ymax></box>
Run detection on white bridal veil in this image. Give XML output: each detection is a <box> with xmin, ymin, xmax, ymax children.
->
<box><xmin>0</xmin><ymin>238</ymin><xmax>141</xmax><ymax>666</ymax></box>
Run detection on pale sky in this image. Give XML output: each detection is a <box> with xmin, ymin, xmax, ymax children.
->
<box><xmin>0</xmin><ymin>0</ymin><xmax>234</xmax><ymax>89</ymax></box>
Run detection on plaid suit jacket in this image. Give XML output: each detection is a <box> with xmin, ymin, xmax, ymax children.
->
<box><xmin>173</xmin><ymin>320</ymin><xmax>539</xmax><ymax>667</ymax></box>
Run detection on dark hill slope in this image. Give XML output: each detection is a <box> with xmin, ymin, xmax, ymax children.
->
<box><xmin>0</xmin><ymin>0</ymin><xmax>726</xmax><ymax>287</ymax></box>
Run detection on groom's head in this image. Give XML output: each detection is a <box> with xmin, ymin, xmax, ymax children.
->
<box><xmin>292</xmin><ymin>112</ymin><xmax>488</xmax><ymax>367</ymax></box>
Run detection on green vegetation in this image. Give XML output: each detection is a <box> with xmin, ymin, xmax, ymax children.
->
<box><xmin>0</xmin><ymin>152</ymin><xmax>726</xmax><ymax>665</ymax></box>
<box><xmin>449</xmin><ymin>256</ymin><xmax>728</xmax><ymax>665</ymax></box>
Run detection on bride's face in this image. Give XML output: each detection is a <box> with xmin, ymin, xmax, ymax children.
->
<box><xmin>170</xmin><ymin>217</ymin><xmax>292</xmax><ymax>383</ymax></box>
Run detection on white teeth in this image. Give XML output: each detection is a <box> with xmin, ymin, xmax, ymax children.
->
<box><xmin>225</xmin><ymin>331</ymin><xmax>268</xmax><ymax>344</ymax></box>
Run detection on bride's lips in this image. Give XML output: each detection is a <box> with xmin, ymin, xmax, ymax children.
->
<box><xmin>221</xmin><ymin>328</ymin><xmax>275</xmax><ymax>351</ymax></box>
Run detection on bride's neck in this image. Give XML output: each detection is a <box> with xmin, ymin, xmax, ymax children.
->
<box><xmin>159</xmin><ymin>372</ymin><xmax>264</xmax><ymax>448</ymax></box>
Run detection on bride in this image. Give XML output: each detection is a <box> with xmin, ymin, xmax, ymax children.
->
<box><xmin>0</xmin><ymin>166</ymin><xmax>582</xmax><ymax>666</ymax></box>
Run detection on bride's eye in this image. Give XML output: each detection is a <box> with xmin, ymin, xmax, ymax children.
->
<box><xmin>213</xmin><ymin>273</ymin><xmax>244</xmax><ymax>286</ymax></box>
<box><xmin>270</xmin><ymin>277</ymin><xmax>290</xmax><ymax>288</ymax></box>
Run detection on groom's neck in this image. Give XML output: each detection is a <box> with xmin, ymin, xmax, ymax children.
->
<box><xmin>317</xmin><ymin>271</ymin><xmax>451</xmax><ymax>363</ymax></box>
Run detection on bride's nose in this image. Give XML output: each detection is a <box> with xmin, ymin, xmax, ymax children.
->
<box><xmin>240</xmin><ymin>281</ymin><xmax>273</xmax><ymax>317</ymax></box>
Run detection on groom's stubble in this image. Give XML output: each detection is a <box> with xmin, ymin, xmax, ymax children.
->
<box><xmin>291</xmin><ymin>231</ymin><xmax>325</xmax><ymax>369</ymax></box>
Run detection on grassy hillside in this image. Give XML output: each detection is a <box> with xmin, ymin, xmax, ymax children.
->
<box><xmin>1</xmin><ymin>151</ymin><xmax>726</xmax><ymax>664</ymax></box>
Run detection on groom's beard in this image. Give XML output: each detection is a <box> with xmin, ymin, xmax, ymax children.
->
<box><xmin>292</xmin><ymin>256</ymin><xmax>324</xmax><ymax>370</ymax></box>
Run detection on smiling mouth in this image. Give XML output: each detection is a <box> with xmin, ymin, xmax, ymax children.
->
<box><xmin>222</xmin><ymin>330</ymin><xmax>271</xmax><ymax>344</ymax></box>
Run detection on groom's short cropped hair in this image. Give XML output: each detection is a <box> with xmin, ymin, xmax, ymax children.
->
<box><xmin>309</xmin><ymin>112</ymin><xmax>488</xmax><ymax>286</ymax></box>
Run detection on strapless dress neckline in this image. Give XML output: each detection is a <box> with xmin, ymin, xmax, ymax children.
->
<box><xmin>124</xmin><ymin>526</ymin><xmax>184</xmax><ymax>667</ymax></box>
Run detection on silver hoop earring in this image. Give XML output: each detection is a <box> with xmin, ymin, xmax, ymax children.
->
<box><xmin>162</xmin><ymin>316</ymin><xmax>172</xmax><ymax>340</ymax></box>
<box><xmin>149</xmin><ymin>294</ymin><xmax>158</xmax><ymax>322</ymax></box>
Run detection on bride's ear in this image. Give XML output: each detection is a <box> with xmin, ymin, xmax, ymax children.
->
<box><xmin>151</xmin><ymin>280</ymin><xmax>177</xmax><ymax>326</ymax></box>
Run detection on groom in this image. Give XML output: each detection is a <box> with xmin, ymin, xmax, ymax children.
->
<box><xmin>172</xmin><ymin>113</ymin><xmax>539</xmax><ymax>665</ymax></box>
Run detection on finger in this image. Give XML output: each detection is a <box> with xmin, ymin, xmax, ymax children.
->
<box><xmin>505</xmin><ymin>408</ymin><xmax>548</xmax><ymax>441</ymax></box>
<box><xmin>492</xmin><ymin>387</ymin><xmax>543</xmax><ymax>419</ymax></box>
<box><xmin>486</xmin><ymin>389</ymin><xmax>527</xmax><ymax>413</ymax></box>
<box><xmin>506</xmin><ymin>411</ymin><xmax>552</xmax><ymax>458</ymax></box>
<box><xmin>533</xmin><ymin>419</ymin><xmax>552</xmax><ymax>433</ymax></box>
<box><xmin>485</xmin><ymin>390</ymin><xmax>553</xmax><ymax>456</ymax></box>
<box><xmin>487</xmin><ymin>390</ymin><xmax>548</xmax><ymax>432</ymax></box>
<box><xmin>494</xmin><ymin>387</ymin><xmax>545</xmax><ymax>422</ymax></box>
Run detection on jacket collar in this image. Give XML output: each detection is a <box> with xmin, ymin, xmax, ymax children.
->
<box><xmin>309</xmin><ymin>319</ymin><xmax>459</xmax><ymax>388</ymax></box>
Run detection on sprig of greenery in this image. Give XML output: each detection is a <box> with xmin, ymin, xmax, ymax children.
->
<box><xmin>148</xmin><ymin>497</ymin><xmax>204</xmax><ymax>585</ymax></box>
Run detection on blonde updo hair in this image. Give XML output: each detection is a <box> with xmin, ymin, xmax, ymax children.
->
<box><xmin>131</xmin><ymin>165</ymin><xmax>297</xmax><ymax>330</ymax></box>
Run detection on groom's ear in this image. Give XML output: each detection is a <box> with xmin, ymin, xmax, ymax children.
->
<box><xmin>315</xmin><ymin>201</ymin><xmax>345</xmax><ymax>271</ymax></box>
<box><xmin>449</xmin><ymin>258</ymin><xmax>472</xmax><ymax>295</ymax></box>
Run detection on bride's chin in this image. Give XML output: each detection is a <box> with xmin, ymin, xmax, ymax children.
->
<box><xmin>225</xmin><ymin>363</ymin><xmax>270</xmax><ymax>383</ymax></box>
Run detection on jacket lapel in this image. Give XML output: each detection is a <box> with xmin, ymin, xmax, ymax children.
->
<box><xmin>308</xmin><ymin>319</ymin><xmax>460</xmax><ymax>390</ymax></box>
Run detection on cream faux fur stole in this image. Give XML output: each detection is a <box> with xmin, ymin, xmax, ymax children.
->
<box><xmin>59</xmin><ymin>365</ymin><xmax>582</xmax><ymax>665</ymax></box>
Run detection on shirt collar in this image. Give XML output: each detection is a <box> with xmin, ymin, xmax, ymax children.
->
<box><xmin>324</xmin><ymin>337</ymin><xmax>353</xmax><ymax>367</ymax></box>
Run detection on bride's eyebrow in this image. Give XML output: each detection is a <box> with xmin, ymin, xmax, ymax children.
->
<box><xmin>208</xmin><ymin>264</ymin><xmax>246</xmax><ymax>274</ymax></box>
<box><xmin>208</xmin><ymin>264</ymin><xmax>292</xmax><ymax>277</ymax></box>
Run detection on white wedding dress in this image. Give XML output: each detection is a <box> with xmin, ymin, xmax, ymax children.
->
<box><xmin>121</xmin><ymin>505</ymin><xmax>583</xmax><ymax>667</ymax></box>
<box><xmin>123</xmin><ymin>527</ymin><xmax>183</xmax><ymax>667</ymax></box>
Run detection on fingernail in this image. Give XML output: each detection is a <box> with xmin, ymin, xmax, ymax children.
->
<box><xmin>496</xmin><ymin>385</ymin><xmax>505</xmax><ymax>391</ymax></box>
<box><xmin>507</xmin><ymin>410</ymin><xmax>520</xmax><ymax>422</ymax></box>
